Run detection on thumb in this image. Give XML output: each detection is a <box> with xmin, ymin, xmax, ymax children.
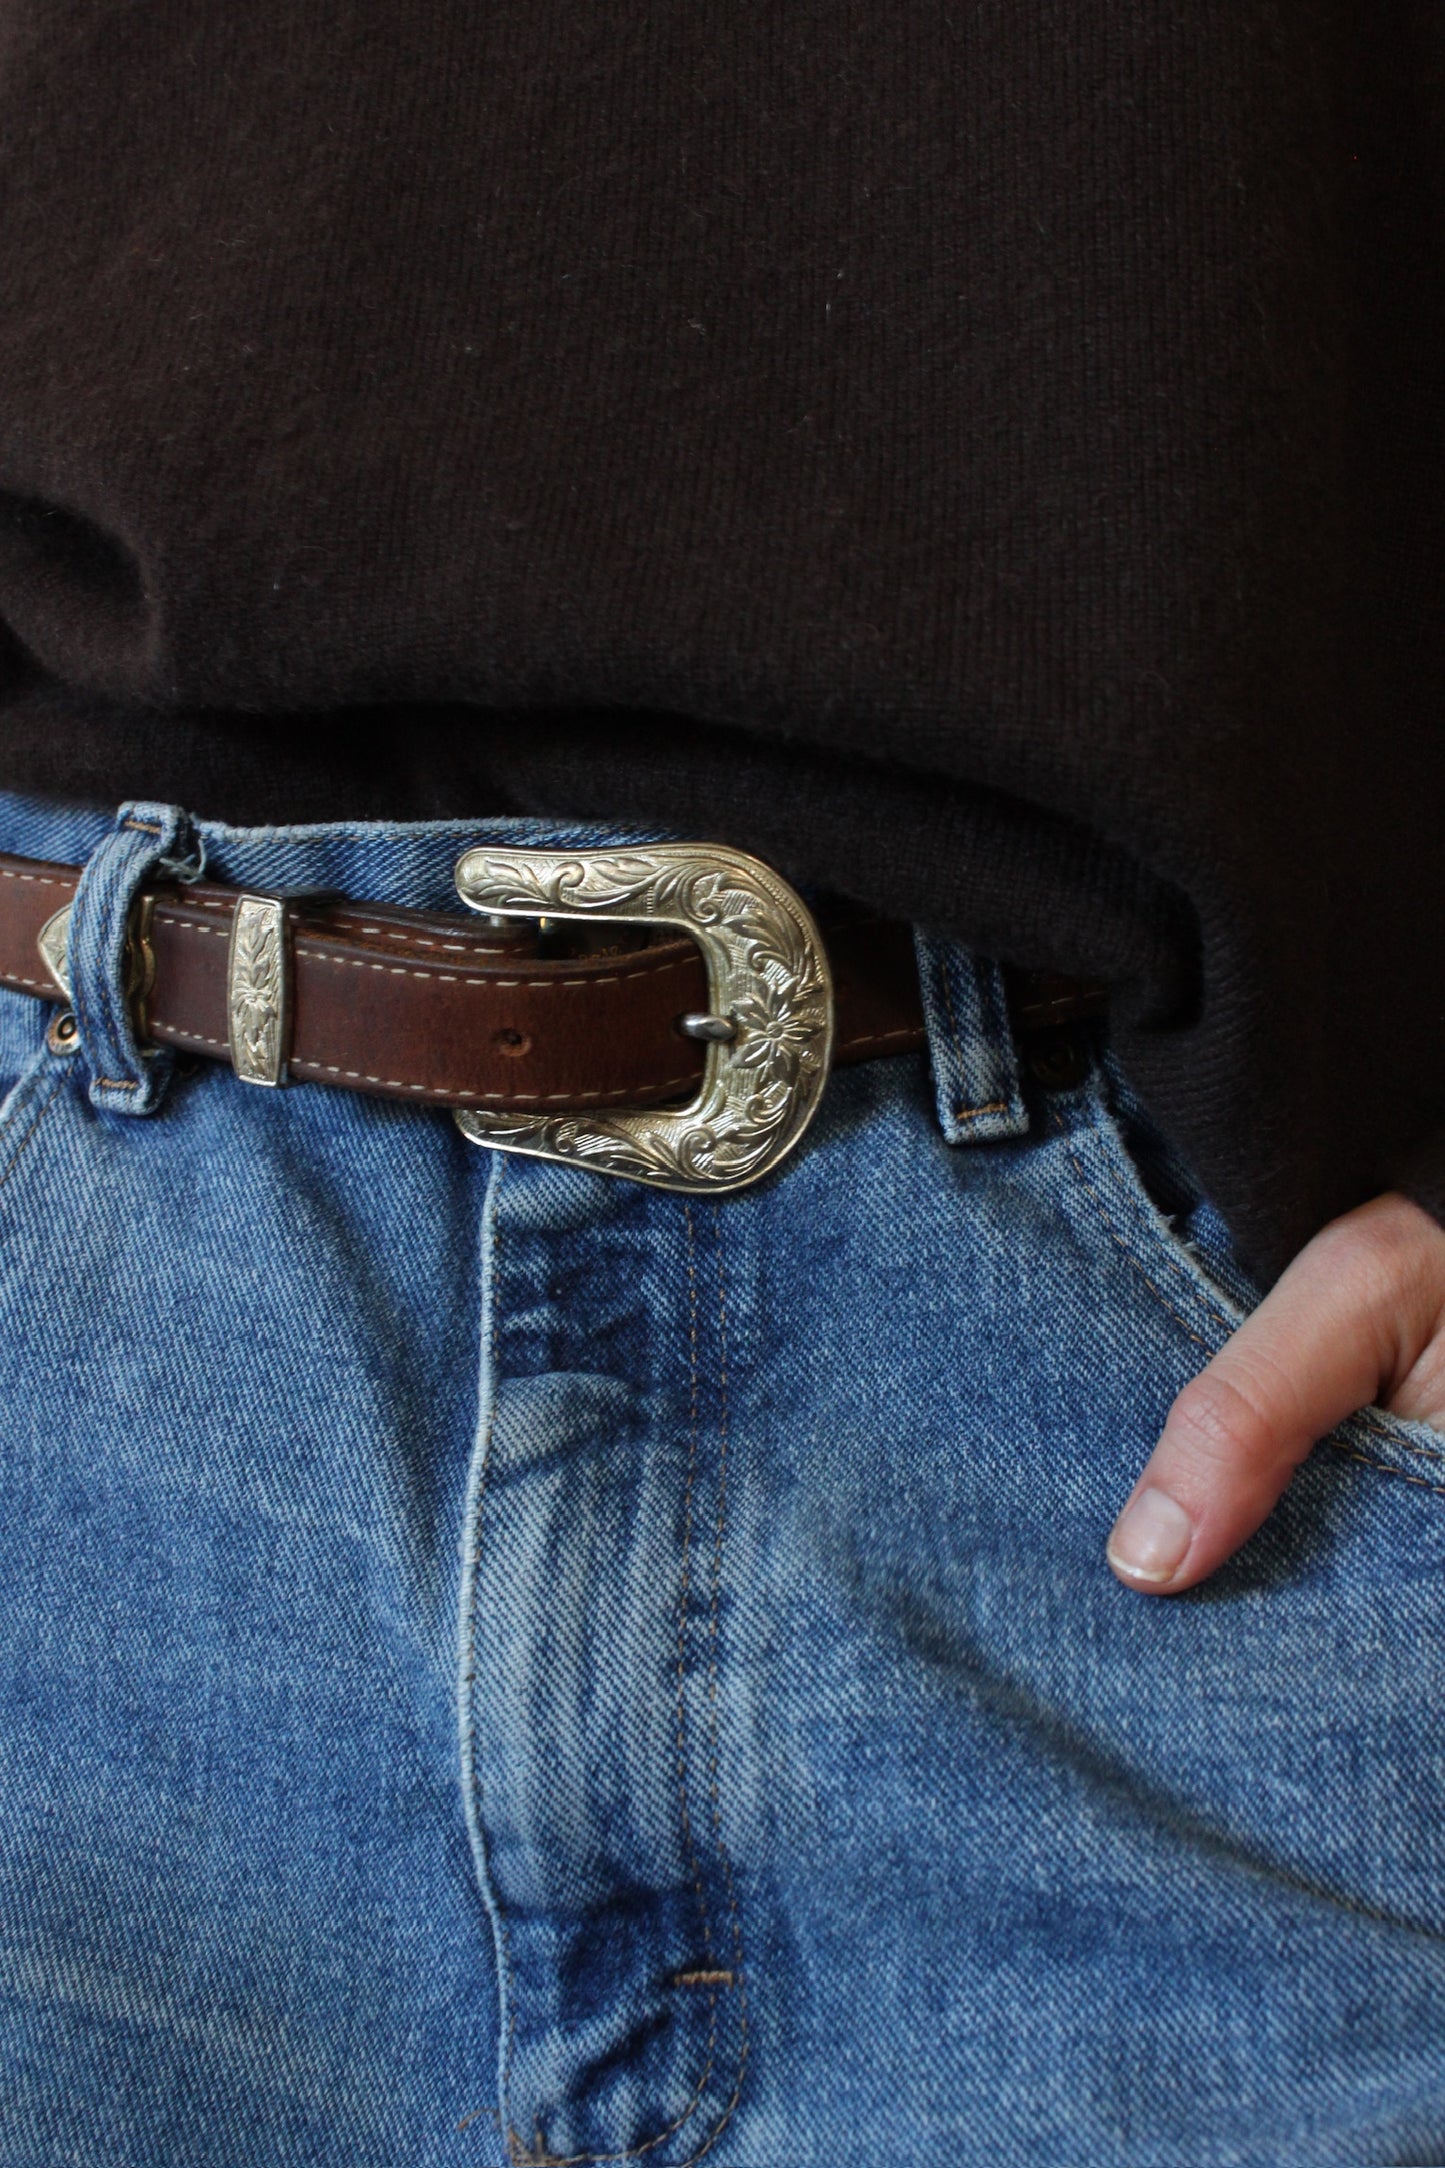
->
<box><xmin>1105</xmin><ymin>1194</ymin><xmax>1445</xmax><ymax>1595</ymax></box>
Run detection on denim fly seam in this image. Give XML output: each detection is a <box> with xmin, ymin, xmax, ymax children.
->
<box><xmin>67</xmin><ymin>799</ymin><xmax>201</xmax><ymax>1117</ymax></box>
<box><xmin>912</xmin><ymin>927</ymin><xmax>1029</xmax><ymax>1145</ymax></box>
<box><xmin>672</xmin><ymin>1199</ymin><xmax>749</xmax><ymax>2155</ymax></box>
<box><xmin>458</xmin><ymin>1146</ymin><xmax>512</xmax><ymax>2159</ymax></box>
<box><xmin>457</xmin><ymin>1147</ymin><xmax>750</xmax><ymax>2168</ymax></box>
<box><xmin>447</xmin><ymin>934</ymin><xmax>1029</xmax><ymax>2165</ymax></box>
<box><xmin>452</xmin><ymin>929</ymin><xmax>1016</xmax><ymax>2166</ymax></box>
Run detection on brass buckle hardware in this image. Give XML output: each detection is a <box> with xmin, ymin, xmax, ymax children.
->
<box><xmin>452</xmin><ymin>843</ymin><xmax>835</xmax><ymax>1193</ymax></box>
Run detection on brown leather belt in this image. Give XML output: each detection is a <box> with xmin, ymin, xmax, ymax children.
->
<box><xmin>0</xmin><ymin>850</ymin><xmax>932</xmax><ymax>1110</ymax></box>
<box><xmin>0</xmin><ymin>846</ymin><xmax>1106</xmax><ymax>1130</ymax></box>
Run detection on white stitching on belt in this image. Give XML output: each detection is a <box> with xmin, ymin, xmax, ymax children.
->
<box><xmin>290</xmin><ymin>944</ymin><xmax>698</xmax><ymax>991</ymax></box>
<box><xmin>0</xmin><ymin>868</ymin><xmax>67</xmax><ymax>889</ymax></box>
<box><xmin>287</xmin><ymin>1058</ymin><xmax>702</xmax><ymax>1103</ymax></box>
<box><xmin>149</xmin><ymin>1020</ymin><xmax>229</xmax><ymax>1051</ymax></box>
<box><xmin>154</xmin><ymin>913</ymin><xmax>697</xmax><ymax>992</ymax></box>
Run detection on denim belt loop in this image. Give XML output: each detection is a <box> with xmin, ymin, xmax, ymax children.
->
<box><xmin>69</xmin><ymin>800</ymin><xmax>201</xmax><ymax>1118</ymax></box>
<box><xmin>912</xmin><ymin>928</ymin><xmax>1030</xmax><ymax>1145</ymax></box>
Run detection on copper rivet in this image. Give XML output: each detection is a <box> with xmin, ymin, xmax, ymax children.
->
<box><xmin>1026</xmin><ymin>1031</ymin><xmax>1089</xmax><ymax>1091</ymax></box>
<box><xmin>46</xmin><ymin>1010</ymin><xmax>79</xmax><ymax>1056</ymax></box>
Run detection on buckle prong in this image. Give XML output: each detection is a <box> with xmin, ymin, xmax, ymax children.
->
<box><xmin>452</xmin><ymin>843</ymin><xmax>835</xmax><ymax>1193</ymax></box>
<box><xmin>679</xmin><ymin>1012</ymin><xmax>737</xmax><ymax>1043</ymax></box>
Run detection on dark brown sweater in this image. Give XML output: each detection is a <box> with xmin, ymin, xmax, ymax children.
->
<box><xmin>0</xmin><ymin>0</ymin><xmax>1441</xmax><ymax>1284</ymax></box>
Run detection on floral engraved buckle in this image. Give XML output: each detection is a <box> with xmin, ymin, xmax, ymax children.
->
<box><xmin>452</xmin><ymin>843</ymin><xmax>835</xmax><ymax>1192</ymax></box>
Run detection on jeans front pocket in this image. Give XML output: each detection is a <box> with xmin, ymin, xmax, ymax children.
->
<box><xmin>1069</xmin><ymin>1031</ymin><xmax>1445</xmax><ymax>1510</ymax></box>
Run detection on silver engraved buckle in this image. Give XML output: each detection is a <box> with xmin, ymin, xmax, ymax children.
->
<box><xmin>452</xmin><ymin>842</ymin><xmax>835</xmax><ymax>1193</ymax></box>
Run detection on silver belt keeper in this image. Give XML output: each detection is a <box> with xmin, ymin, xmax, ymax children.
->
<box><xmin>228</xmin><ymin>894</ymin><xmax>291</xmax><ymax>1087</ymax></box>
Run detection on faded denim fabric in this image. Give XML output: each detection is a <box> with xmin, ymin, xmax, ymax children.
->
<box><xmin>2</xmin><ymin>791</ymin><xmax>1445</xmax><ymax>2167</ymax></box>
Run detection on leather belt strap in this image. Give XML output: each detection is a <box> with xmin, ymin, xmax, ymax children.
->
<box><xmin>0</xmin><ymin>851</ymin><xmax>1107</xmax><ymax>1113</ymax></box>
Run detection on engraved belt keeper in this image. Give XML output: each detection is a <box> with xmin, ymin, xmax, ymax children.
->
<box><xmin>228</xmin><ymin>894</ymin><xmax>292</xmax><ymax>1088</ymax></box>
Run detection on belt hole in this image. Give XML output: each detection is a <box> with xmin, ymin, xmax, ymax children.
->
<box><xmin>493</xmin><ymin>1028</ymin><xmax>531</xmax><ymax>1058</ymax></box>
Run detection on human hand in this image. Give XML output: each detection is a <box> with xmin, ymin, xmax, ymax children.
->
<box><xmin>1106</xmin><ymin>1190</ymin><xmax>1445</xmax><ymax>1593</ymax></box>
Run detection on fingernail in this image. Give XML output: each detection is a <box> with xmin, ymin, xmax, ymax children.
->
<box><xmin>1107</xmin><ymin>1488</ymin><xmax>1194</xmax><ymax>1584</ymax></box>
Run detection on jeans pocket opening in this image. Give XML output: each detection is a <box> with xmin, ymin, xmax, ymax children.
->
<box><xmin>1074</xmin><ymin>1035</ymin><xmax>1445</xmax><ymax>1494</ymax></box>
<box><xmin>1037</xmin><ymin>1031</ymin><xmax>1255</xmax><ymax>1349</ymax></box>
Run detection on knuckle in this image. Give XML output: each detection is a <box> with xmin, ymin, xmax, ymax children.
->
<box><xmin>1311</xmin><ymin>1200</ymin><xmax>1445</xmax><ymax>1351</ymax></box>
<box><xmin>1167</xmin><ymin>1367</ymin><xmax>1276</xmax><ymax>1474</ymax></box>
<box><xmin>1314</xmin><ymin>1199</ymin><xmax>1423</xmax><ymax>1293</ymax></box>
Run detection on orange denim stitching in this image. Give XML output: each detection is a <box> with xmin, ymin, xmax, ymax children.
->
<box><xmin>497</xmin><ymin>1212</ymin><xmax>726</xmax><ymax>2168</ymax></box>
<box><xmin>458</xmin><ymin>1161</ymin><xmax>520</xmax><ymax>2155</ymax></box>
<box><xmin>655</xmin><ymin>1208</ymin><xmax>754</xmax><ymax>2168</ymax></box>
<box><xmin>932</xmin><ymin>945</ymin><xmax>1016</xmax><ymax>1126</ymax></box>
<box><xmin>1332</xmin><ymin>1444</ymin><xmax>1445</xmax><ymax>1498</ymax></box>
<box><xmin>934</xmin><ymin>945</ymin><xmax>975</xmax><ymax>1126</ymax></box>
<box><xmin>1352</xmin><ymin>1408</ymin><xmax>1445</xmax><ymax>1467</ymax></box>
<box><xmin>1049</xmin><ymin>1103</ymin><xmax>1218</xmax><ymax>1356</ymax></box>
<box><xmin>0</xmin><ymin>1065</ymin><xmax>67</xmax><ymax>1198</ymax></box>
<box><xmin>832</xmin><ymin>1025</ymin><xmax>922</xmax><ymax>1058</ymax></box>
<box><xmin>1065</xmin><ymin>1094</ymin><xmax>1242</xmax><ymax>1330</ymax></box>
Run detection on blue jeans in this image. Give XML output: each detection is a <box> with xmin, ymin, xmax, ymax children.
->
<box><xmin>4</xmin><ymin>793</ymin><xmax>1445</xmax><ymax>2168</ymax></box>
